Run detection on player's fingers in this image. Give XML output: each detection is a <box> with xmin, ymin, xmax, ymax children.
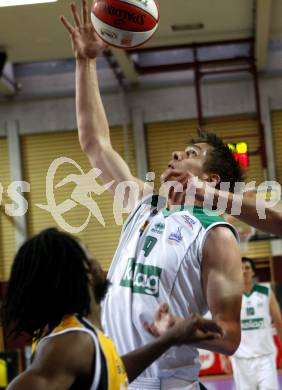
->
<box><xmin>60</xmin><ymin>15</ymin><xmax>75</xmax><ymax>34</ymax></box>
<box><xmin>159</xmin><ymin>303</ymin><xmax>170</xmax><ymax>314</ymax></box>
<box><xmin>155</xmin><ymin>303</ymin><xmax>170</xmax><ymax>321</ymax></box>
<box><xmin>71</xmin><ymin>2</ymin><xmax>81</xmax><ymax>27</ymax></box>
<box><xmin>197</xmin><ymin>331</ymin><xmax>222</xmax><ymax>341</ymax></box>
<box><xmin>143</xmin><ymin>322</ymin><xmax>160</xmax><ymax>337</ymax></box>
<box><xmin>82</xmin><ymin>0</ymin><xmax>89</xmax><ymax>24</ymax></box>
<box><xmin>197</xmin><ymin>318</ymin><xmax>224</xmax><ymax>336</ymax></box>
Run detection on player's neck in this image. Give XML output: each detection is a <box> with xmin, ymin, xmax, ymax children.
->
<box><xmin>87</xmin><ymin>302</ymin><xmax>102</xmax><ymax>330</ymax></box>
<box><xmin>166</xmin><ymin>196</ymin><xmax>203</xmax><ymax>210</ymax></box>
<box><xmin>86</xmin><ymin>290</ymin><xmax>102</xmax><ymax>330</ymax></box>
<box><xmin>166</xmin><ymin>203</ymin><xmax>180</xmax><ymax>211</ymax></box>
<box><xmin>243</xmin><ymin>280</ymin><xmax>254</xmax><ymax>293</ymax></box>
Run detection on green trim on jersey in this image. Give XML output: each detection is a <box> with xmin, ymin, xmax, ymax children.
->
<box><xmin>244</xmin><ymin>283</ymin><xmax>269</xmax><ymax>297</ymax></box>
<box><xmin>162</xmin><ymin>205</ymin><xmax>225</xmax><ymax>228</ymax></box>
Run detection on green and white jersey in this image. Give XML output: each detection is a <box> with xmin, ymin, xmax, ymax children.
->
<box><xmin>234</xmin><ymin>283</ymin><xmax>275</xmax><ymax>358</ymax></box>
<box><xmin>102</xmin><ymin>195</ymin><xmax>238</xmax><ymax>383</ymax></box>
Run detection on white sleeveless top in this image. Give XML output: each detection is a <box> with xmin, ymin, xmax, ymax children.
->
<box><xmin>234</xmin><ymin>283</ymin><xmax>275</xmax><ymax>358</ymax></box>
<box><xmin>102</xmin><ymin>195</ymin><xmax>238</xmax><ymax>383</ymax></box>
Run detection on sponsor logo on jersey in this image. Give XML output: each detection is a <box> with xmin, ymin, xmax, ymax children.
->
<box><xmin>120</xmin><ymin>258</ymin><xmax>162</xmax><ymax>297</ymax></box>
<box><xmin>242</xmin><ymin>317</ymin><xmax>265</xmax><ymax>330</ymax></box>
<box><xmin>246</xmin><ymin>307</ymin><xmax>255</xmax><ymax>316</ymax></box>
<box><xmin>151</xmin><ymin>222</ymin><xmax>165</xmax><ymax>235</ymax></box>
<box><xmin>167</xmin><ymin>227</ymin><xmax>183</xmax><ymax>244</ymax></box>
<box><xmin>181</xmin><ymin>215</ymin><xmax>196</xmax><ymax>229</ymax></box>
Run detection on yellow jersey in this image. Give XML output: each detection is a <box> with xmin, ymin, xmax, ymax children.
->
<box><xmin>33</xmin><ymin>315</ymin><xmax>128</xmax><ymax>390</ymax></box>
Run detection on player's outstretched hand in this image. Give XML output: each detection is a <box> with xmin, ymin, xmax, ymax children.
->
<box><xmin>144</xmin><ymin>304</ymin><xmax>223</xmax><ymax>345</ymax></box>
<box><xmin>160</xmin><ymin>168</ymin><xmax>217</xmax><ymax>209</ymax></box>
<box><xmin>60</xmin><ymin>0</ymin><xmax>107</xmax><ymax>60</ymax></box>
<box><xmin>160</xmin><ymin>169</ymin><xmax>205</xmax><ymax>207</ymax></box>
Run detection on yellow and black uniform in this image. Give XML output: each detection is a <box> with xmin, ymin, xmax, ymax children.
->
<box><xmin>32</xmin><ymin>315</ymin><xmax>128</xmax><ymax>390</ymax></box>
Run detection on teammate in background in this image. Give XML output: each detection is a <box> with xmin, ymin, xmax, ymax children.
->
<box><xmin>61</xmin><ymin>2</ymin><xmax>243</xmax><ymax>389</ymax></box>
<box><xmin>1</xmin><ymin>228</ymin><xmax>223</xmax><ymax>390</ymax></box>
<box><xmin>230</xmin><ymin>257</ymin><xmax>282</xmax><ymax>390</ymax></box>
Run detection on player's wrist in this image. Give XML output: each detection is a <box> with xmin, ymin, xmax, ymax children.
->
<box><xmin>76</xmin><ymin>57</ymin><xmax>97</xmax><ymax>64</ymax></box>
<box><xmin>159</xmin><ymin>326</ymin><xmax>180</xmax><ymax>347</ymax></box>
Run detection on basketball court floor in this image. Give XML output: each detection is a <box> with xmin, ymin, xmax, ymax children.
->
<box><xmin>201</xmin><ymin>371</ymin><xmax>282</xmax><ymax>389</ymax></box>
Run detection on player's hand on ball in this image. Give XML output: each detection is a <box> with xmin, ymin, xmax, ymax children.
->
<box><xmin>61</xmin><ymin>0</ymin><xmax>107</xmax><ymax>60</ymax></box>
<box><xmin>144</xmin><ymin>303</ymin><xmax>175</xmax><ymax>336</ymax></box>
<box><xmin>144</xmin><ymin>305</ymin><xmax>223</xmax><ymax>345</ymax></box>
<box><xmin>168</xmin><ymin>315</ymin><xmax>224</xmax><ymax>345</ymax></box>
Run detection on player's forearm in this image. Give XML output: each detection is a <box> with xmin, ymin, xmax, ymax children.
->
<box><xmin>201</xmin><ymin>187</ymin><xmax>282</xmax><ymax>236</ymax></box>
<box><xmin>121</xmin><ymin>334</ymin><xmax>174</xmax><ymax>383</ymax></box>
<box><xmin>76</xmin><ymin>58</ymin><xmax>111</xmax><ymax>154</ymax></box>
<box><xmin>277</xmin><ymin>328</ymin><xmax>282</xmax><ymax>346</ymax></box>
<box><xmin>238</xmin><ymin>197</ymin><xmax>282</xmax><ymax>236</ymax></box>
<box><xmin>191</xmin><ymin>321</ymin><xmax>240</xmax><ymax>356</ymax></box>
<box><xmin>273</xmin><ymin>320</ymin><xmax>282</xmax><ymax>346</ymax></box>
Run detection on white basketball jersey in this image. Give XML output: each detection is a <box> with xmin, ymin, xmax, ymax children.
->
<box><xmin>234</xmin><ymin>283</ymin><xmax>275</xmax><ymax>358</ymax></box>
<box><xmin>102</xmin><ymin>195</ymin><xmax>238</xmax><ymax>383</ymax></box>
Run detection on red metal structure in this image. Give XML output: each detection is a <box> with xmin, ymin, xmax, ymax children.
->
<box><xmin>128</xmin><ymin>38</ymin><xmax>267</xmax><ymax>168</ymax></box>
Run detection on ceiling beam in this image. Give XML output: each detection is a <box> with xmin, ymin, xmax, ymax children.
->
<box><xmin>0</xmin><ymin>61</ymin><xmax>17</xmax><ymax>96</ymax></box>
<box><xmin>255</xmin><ymin>0</ymin><xmax>272</xmax><ymax>70</ymax></box>
<box><xmin>109</xmin><ymin>48</ymin><xmax>139</xmax><ymax>84</ymax></box>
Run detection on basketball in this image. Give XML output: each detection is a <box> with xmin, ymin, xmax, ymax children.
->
<box><xmin>91</xmin><ymin>0</ymin><xmax>160</xmax><ymax>48</ymax></box>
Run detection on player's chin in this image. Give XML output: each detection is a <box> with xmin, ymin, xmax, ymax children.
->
<box><xmin>160</xmin><ymin>168</ymin><xmax>177</xmax><ymax>184</ymax></box>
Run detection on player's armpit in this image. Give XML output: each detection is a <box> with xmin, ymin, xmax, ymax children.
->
<box><xmin>7</xmin><ymin>331</ymin><xmax>95</xmax><ymax>390</ymax></box>
<box><xmin>197</xmin><ymin>226</ymin><xmax>242</xmax><ymax>355</ymax></box>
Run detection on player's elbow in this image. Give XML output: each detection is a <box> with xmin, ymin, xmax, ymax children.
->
<box><xmin>223</xmin><ymin>326</ymin><xmax>241</xmax><ymax>356</ymax></box>
<box><xmin>79</xmin><ymin>132</ymin><xmax>96</xmax><ymax>154</ymax></box>
<box><xmin>225</xmin><ymin>334</ymin><xmax>241</xmax><ymax>356</ymax></box>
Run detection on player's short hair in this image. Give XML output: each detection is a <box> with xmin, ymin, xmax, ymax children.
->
<box><xmin>1</xmin><ymin>228</ymin><xmax>92</xmax><ymax>337</ymax></box>
<box><xmin>191</xmin><ymin>129</ymin><xmax>243</xmax><ymax>193</ymax></box>
<box><xmin>242</xmin><ymin>257</ymin><xmax>256</xmax><ymax>273</ymax></box>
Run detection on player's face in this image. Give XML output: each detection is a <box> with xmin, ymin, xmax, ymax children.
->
<box><xmin>242</xmin><ymin>261</ymin><xmax>255</xmax><ymax>283</ymax></box>
<box><xmin>162</xmin><ymin>142</ymin><xmax>213</xmax><ymax>182</ymax></box>
<box><xmin>83</xmin><ymin>245</ymin><xmax>110</xmax><ymax>304</ymax></box>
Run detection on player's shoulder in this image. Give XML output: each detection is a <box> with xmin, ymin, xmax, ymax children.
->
<box><xmin>34</xmin><ymin>328</ymin><xmax>95</xmax><ymax>376</ymax></box>
<box><xmin>253</xmin><ymin>283</ymin><xmax>270</xmax><ymax>296</ymax></box>
<box><xmin>123</xmin><ymin>194</ymin><xmax>166</xmax><ymax>230</ymax></box>
<box><xmin>164</xmin><ymin>206</ymin><xmax>232</xmax><ymax>230</ymax></box>
<box><xmin>204</xmin><ymin>224</ymin><xmax>238</xmax><ymax>244</ymax></box>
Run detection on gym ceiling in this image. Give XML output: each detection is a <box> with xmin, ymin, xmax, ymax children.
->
<box><xmin>0</xmin><ymin>0</ymin><xmax>281</xmax><ymax>94</ymax></box>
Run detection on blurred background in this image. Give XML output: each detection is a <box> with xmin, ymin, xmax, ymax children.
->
<box><xmin>0</xmin><ymin>0</ymin><xmax>282</xmax><ymax>388</ymax></box>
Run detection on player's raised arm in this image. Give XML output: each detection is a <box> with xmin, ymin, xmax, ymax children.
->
<box><xmin>174</xmin><ymin>169</ymin><xmax>282</xmax><ymax>236</ymax></box>
<box><xmin>61</xmin><ymin>0</ymin><xmax>144</xmax><ymax>197</ymax></box>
